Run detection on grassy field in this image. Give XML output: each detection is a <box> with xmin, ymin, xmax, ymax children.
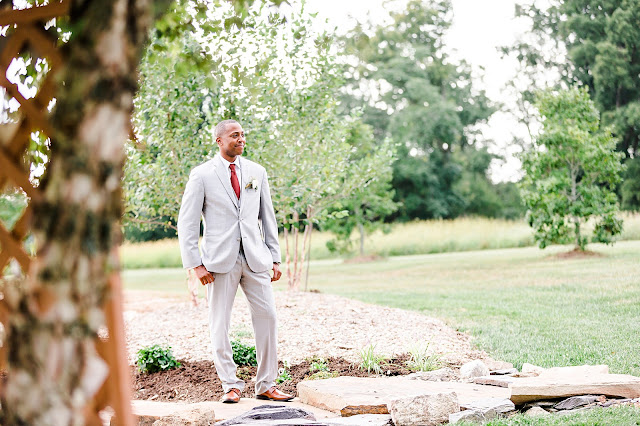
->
<box><xmin>120</xmin><ymin>213</ymin><xmax>640</xmax><ymax>269</ymax></box>
<box><xmin>123</xmin><ymin>240</ymin><xmax>640</xmax><ymax>376</ymax></box>
<box><xmin>122</xmin><ymin>240</ymin><xmax>640</xmax><ymax>425</ymax></box>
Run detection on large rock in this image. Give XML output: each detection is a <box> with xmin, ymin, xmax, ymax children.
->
<box><xmin>553</xmin><ymin>395</ymin><xmax>602</xmax><ymax>410</ymax></box>
<box><xmin>297</xmin><ymin>376</ymin><xmax>509</xmax><ymax>414</ymax></box>
<box><xmin>326</xmin><ymin>414</ymin><xmax>393</xmax><ymax>425</ymax></box>
<box><xmin>388</xmin><ymin>392</ymin><xmax>459</xmax><ymax>426</ymax></box>
<box><xmin>461</xmin><ymin>397</ymin><xmax>515</xmax><ymax>416</ymax></box>
<box><xmin>473</xmin><ymin>375</ymin><xmax>516</xmax><ymax>388</ymax></box>
<box><xmin>340</xmin><ymin>405</ymin><xmax>388</xmax><ymax>416</ymax></box>
<box><xmin>539</xmin><ymin>365</ymin><xmax>609</xmax><ymax>378</ymax></box>
<box><xmin>460</xmin><ymin>360</ymin><xmax>490</xmax><ymax>380</ymax></box>
<box><xmin>131</xmin><ymin>401</ymin><xmax>216</xmax><ymax>426</ymax></box>
<box><xmin>491</xmin><ymin>368</ymin><xmax>518</xmax><ymax>376</ymax></box>
<box><xmin>510</xmin><ymin>372</ymin><xmax>640</xmax><ymax>405</ymax></box>
<box><xmin>524</xmin><ymin>407</ymin><xmax>549</xmax><ymax>417</ymax></box>
<box><xmin>406</xmin><ymin>367</ymin><xmax>457</xmax><ymax>382</ymax></box>
<box><xmin>521</xmin><ymin>363</ymin><xmax>544</xmax><ymax>375</ymax></box>
<box><xmin>448</xmin><ymin>410</ymin><xmax>485</xmax><ymax>424</ymax></box>
<box><xmin>215</xmin><ymin>405</ymin><xmax>316</xmax><ymax>425</ymax></box>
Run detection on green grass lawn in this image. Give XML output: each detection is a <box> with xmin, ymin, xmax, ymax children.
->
<box><xmin>122</xmin><ymin>241</ymin><xmax>640</xmax><ymax>425</ymax></box>
<box><xmin>302</xmin><ymin>241</ymin><xmax>640</xmax><ymax>377</ymax></box>
<box><xmin>119</xmin><ymin>213</ymin><xmax>640</xmax><ymax>269</ymax></box>
<box><xmin>123</xmin><ymin>240</ymin><xmax>640</xmax><ymax>377</ymax></box>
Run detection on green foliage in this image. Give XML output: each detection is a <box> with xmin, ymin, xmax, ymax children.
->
<box><xmin>506</xmin><ymin>0</ymin><xmax>640</xmax><ymax>199</ymax></box>
<box><xmin>308</xmin><ymin>371</ymin><xmax>339</xmax><ymax>380</ymax></box>
<box><xmin>0</xmin><ymin>191</ymin><xmax>28</xmax><ymax>229</ymax></box>
<box><xmin>276</xmin><ymin>360</ymin><xmax>291</xmax><ymax>384</ymax></box>
<box><xmin>136</xmin><ymin>344</ymin><xmax>181</xmax><ymax>373</ymax></box>
<box><xmin>322</xmin><ymin>121</ymin><xmax>399</xmax><ymax>255</ymax></box>
<box><xmin>231</xmin><ymin>340</ymin><xmax>257</xmax><ymax>367</ymax></box>
<box><xmin>621</xmin><ymin>156</ymin><xmax>640</xmax><ymax>211</ymax></box>
<box><xmin>519</xmin><ymin>87</ymin><xmax>625</xmax><ymax>250</ymax></box>
<box><xmin>406</xmin><ymin>343</ymin><xmax>442</xmax><ymax>372</ymax></box>
<box><xmin>309</xmin><ymin>357</ymin><xmax>329</xmax><ymax>373</ymax></box>
<box><xmin>452</xmin><ymin>149</ymin><xmax>526</xmax><ymax>219</ymax></box>
<box><xmin>342</xmin><ymin>0</ymin><xmax>497</xmax><ymax>221</ymax></box>
<box><xmin>359</xmin><ymin>344</ymin><xmax>388</xmax><ymax>375</ymax></box>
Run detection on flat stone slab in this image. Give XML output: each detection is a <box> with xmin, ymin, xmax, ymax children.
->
<box><xmin>297</xmin><ymin>376</ymin><xmax>509</xmax><ymax>414</ymax></box>
<box><xmin>510</xmin><ymin>373</ymin><xmax>640</xmax><ymax>405</ymax></box>
<box><xmin>473</xmin><ymin>375</ymin><xmax>516</xmax><ymax>388</ymax></box>
<box><xmin>131</xmin><ymin>398</ymin><xmax>337</xmax><ymax>424</ymax></box>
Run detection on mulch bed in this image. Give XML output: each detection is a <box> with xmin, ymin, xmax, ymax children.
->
<box><xmin>132</xmin><ymin>354</ymin><xmax>413</xmax><ymax>403</ymax></box>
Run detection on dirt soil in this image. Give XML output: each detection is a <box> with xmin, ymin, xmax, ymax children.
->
<box><xmin>133</xmin><ymin>354</ymin><xmax>412</xmax><ymax>403</ymax></box>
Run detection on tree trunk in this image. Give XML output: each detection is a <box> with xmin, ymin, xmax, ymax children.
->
<box><xmin>1</xmin><ymin>1</ymin><xmax>160</xmax><ymax>423</ymax></box>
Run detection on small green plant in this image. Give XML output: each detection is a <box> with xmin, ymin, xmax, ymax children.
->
<box><xmin>231</xmin><ymin>340</ymin><xmax>257</xmax><ymax>366</ymax></box>
<box><xmin>136</xmin><ymin>344</ymin><xmax>181</xmax><ymax>374</ymax></box>
<box><xmin>406</xmin><ymin>343</ymin><xmax>442</xmax><ymax>372</ymax></box>
<box><xmin>309</xmin><ymin>371</ymin><xmax>339</xmax><ymax>380</ymax></box>
<box><xmin>310</xmin><ymin>357</ymin><xmax>329</xmax><ymax>373</ymax></box>
<box><xmin>359</xmin><ymin>344</ymin><xmax>388</xmax><ymax>374</ymax></box>
<box><xmin>276</xmin><ymin>360</ymin><xmax>292</xmax><ymax>384</ymax></box>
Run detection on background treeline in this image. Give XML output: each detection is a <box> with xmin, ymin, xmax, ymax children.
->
<box><xmin>102</xmin><ymin>0</ymin><xmax>640</xmax><ymax>247</ymax></box>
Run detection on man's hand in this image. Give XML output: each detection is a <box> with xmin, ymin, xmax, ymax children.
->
<box><xmin>193</xmin><ymin>265</ymin><xmax>214</xmax><ymax>286</ymax></box>
<box><xmin>271</xmin><ymin>263</ymin><xmax>282</xmax><ymax>282</ymax></box>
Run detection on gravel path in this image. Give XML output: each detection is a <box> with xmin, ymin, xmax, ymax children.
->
<box><xmin>124</xmin><ymin>289</ymin><xmax>500</xmax><ymax>367</ymax></box>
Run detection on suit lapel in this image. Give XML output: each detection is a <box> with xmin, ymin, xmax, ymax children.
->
<box><xmin>239</xmin><ymin>157</ymin><xmax>249</xmax><ymax>214</ymax></box>
<box><xmin>214</xmin><ymin>155</ymin><xmax>239</xmax><ymax>209</ymax></box>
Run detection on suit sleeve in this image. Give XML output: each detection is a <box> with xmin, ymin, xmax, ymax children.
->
<box><xmin>259</xmin><ymin>170</ymin><xmax>282</xmax><ymax>264</ymax></box>
<box><xmin>177</xmin><ymin>170</ymin><xmax>204</xmax><ymax>269</ymax></box>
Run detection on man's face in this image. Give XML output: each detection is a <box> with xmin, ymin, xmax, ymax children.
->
<box><xmin>217</xmin><ymin>122</ymin><xmax>245</xmax><ymax>161</ymax></box>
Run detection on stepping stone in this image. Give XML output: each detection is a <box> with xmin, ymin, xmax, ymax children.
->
<box><xmin>297</xmin><ymin>376</ymin><xmax>509</xmax><ymax>415</ymax></box>
<box><xmin>553</xmin><ymin>395</ymin><xmax>602</xmax><ymax>410</ymax></box>
<box><xmin>130</xmin><ymin>399</ymin><xmax>337</xmax><ymax>425</ymax></box>
<box><xmin>491</xmin><ymin>368</ymin><xmax>518</xmax><ymax>375</ymax></box>
<box><xmin>510</xmin><ymin>373</ymin><xmax>640</xmax><ymax>405</ymax></box>
<box><xmin>326</xmin><ymin>414</ymin><xmax>393</xmax><ymax>425</ymax></box>
<box><xmin>473</xmin><ymin>375</ymin><xmax>516</xmax><ymax>388</ymax></box>
<box><xmin>215</xmin><ymin>405</ymin><xmax>317</xmax><ymax>425</ymax></box>
<box><xmin>460</xmin><ymin>397</ymin><xmax>515</xmax><ymax>415</ymax></box>
<box><xmin>389</xmin><ymin>392</ymin><xmax>459</xmax><ymax>426</ymax></box>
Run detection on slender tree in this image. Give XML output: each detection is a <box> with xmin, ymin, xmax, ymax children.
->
<box><xmin>505</xmin><ymin>0</ymin><xmax>640</xmax><ymax>209</ymax></box>
<box><xmin>519</xmin><ymin>87</ymin><xmax>624</xmax><ymax>251</ymax></box>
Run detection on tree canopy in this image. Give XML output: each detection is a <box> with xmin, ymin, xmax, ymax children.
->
<box><xmin>519</xmin><ymin>87</ymin><xmax>624</xmax><ymax>250</ymax></box>
<box><xmin>506</xmin><ymin>0</ymin><xmax>640</xmax><ymax>209</ymax></box>
<box><xmin>341</xmin><ymin>0</ymin><xmax>505</xmax><ymax>220</ymax></box>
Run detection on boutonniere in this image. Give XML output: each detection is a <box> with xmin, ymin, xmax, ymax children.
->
<box><xmin>245</xmin><ymin>177</ymin><xmax>259</xmax><ymax>191</ymax></box>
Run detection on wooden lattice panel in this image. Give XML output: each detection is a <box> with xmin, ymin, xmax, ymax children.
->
<box><xmin>0</xmin><ymin>2</ymin><xmax>64</xmax><ymax>275</ymax></box>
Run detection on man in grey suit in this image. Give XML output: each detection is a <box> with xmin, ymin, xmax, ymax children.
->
<box><xmin>177</xmin><ymin>119</ymin><xmax>293</xmax><ymax>403</ymax></box>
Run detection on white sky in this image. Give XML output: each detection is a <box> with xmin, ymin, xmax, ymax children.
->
<box><xmin>305</xmin><ymin>0</ymin><xmax>533</xmax><ymax>182</ymax></box>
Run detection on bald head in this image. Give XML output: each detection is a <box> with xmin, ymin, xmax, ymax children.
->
<box><xmin>214</xmin><ymin>120</ymin><xmax>240</xmax><ymax>138</ymax></box>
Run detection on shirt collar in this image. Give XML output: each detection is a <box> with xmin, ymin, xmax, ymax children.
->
<box><xmin>219</xmin><ymin>153</ymin><xmax>240</xmax><ymax>170</ymax></box>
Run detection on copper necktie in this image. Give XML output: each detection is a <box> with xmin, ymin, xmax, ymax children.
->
<box><xmin>230</xmin><ymin>164</ymin><xmax>240</xmax><ymax>199</ymax></box>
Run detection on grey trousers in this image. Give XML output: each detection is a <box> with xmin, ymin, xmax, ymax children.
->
<box><xmin>206</xmin><ymin>251</ymin><xmax>278</xmax><ymax>395</ymax></box>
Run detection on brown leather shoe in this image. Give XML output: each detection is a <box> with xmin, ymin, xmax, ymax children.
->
<box><xmin>221</xmin><ymin>388</ymin><xmax>241</xmax><ymax>403</ymax></box>
<box><xmin>256</xmin><ymin>386</ymin><xmax>294</xmax><ymax>401</ymax></box>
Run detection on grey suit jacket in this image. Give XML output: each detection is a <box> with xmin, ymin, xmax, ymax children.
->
<box><xmin>177</xmin><ymin>154</ymin><xmax>281</xmax><ymax>273</ymax></box>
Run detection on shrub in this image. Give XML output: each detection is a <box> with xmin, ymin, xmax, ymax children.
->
<box><xmin>136</xmin><ymin>344</ymin><xmax>181</xmax><ymax>373</ymax></box>
<box><xmin>231</xmin><ymin>340</ymin><xmax>257</xmax><ymax>366</ymax></box>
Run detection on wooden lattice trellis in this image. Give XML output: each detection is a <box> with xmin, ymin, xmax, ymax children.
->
<box><xmin>0</xmin><ymin>2</ymin><xmax>134</xmax><ymax>424</ymax></box>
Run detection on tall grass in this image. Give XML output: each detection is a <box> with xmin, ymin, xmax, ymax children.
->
<box><xmin>120</xmin><ymin>213</ymin><xmax>640</xmax><ymax>269</ymax></box>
